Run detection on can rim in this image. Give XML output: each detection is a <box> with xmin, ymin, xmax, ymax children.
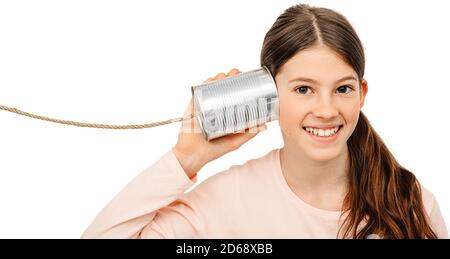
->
<box><xmin>261</xmin><ymin>65</ymin><xmax>278</xmax><ymax>90</ymax></box>
<box><xmin>190</xmin><ymin>86</ymin><xmax>209</xmax><ymax>140</ymax></box>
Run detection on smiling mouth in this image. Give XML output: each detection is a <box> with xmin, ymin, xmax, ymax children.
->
<box><xmin>302</xmin><ymin>125</ymin><xmax>343</xmax><ymax>137</ymax></box>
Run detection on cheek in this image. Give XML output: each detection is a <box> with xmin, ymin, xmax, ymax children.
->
<box><xmin>278</xmin><ymin>97</ymin><xmax>306</xmax><ymax>135</ymax></box>
<box><xmin>340</xmin><ymin>100</ymin><xmax>361</xmax><ymax>130</ymax></box>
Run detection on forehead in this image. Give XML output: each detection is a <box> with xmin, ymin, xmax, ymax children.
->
<box><xmin>277</xmin><ymin>45</ymin><xmax>357</xmax><ymax>83</ymax></box>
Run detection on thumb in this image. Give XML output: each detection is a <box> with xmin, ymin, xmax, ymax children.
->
<box><xmin>179</xmin><ymin>99</ymin><xmax>202</xmax><ymax>134</ymax></box>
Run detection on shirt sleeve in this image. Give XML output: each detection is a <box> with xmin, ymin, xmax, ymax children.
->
<box><xmin>82</xmin><ymin>150</ymin><xmax>241</xmax><ymax>238</ymax></box>
<box><xmin>428</xmin><ymin>195</ymin><xmax>449</xmax><ymax>239</ymax></box>
<box><xmin>81</xmin><ymin>148</ymin><xmax>208</xmax><ymax>239</ymax></box>
<box><xmin>421</xmin><ymin>185</ymin><xmax>449</xmax><ymax>239</ymax></box>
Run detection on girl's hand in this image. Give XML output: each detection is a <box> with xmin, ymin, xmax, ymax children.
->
<box><xmin>173</xmin><ymin>68</ymin><xmax>267</xmax><ymax>178</ymax></box>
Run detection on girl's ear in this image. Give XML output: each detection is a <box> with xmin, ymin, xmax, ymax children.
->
<box><xmin>360</xmin><ymin>79</ymin><xmax>368</xmax><ymax>108</ymax></box>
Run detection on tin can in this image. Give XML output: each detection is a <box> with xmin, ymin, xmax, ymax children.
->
<box><xmin>191</xmin><ymin>66</ymin><xmax>278</xmax><ymax>141</ymax></box>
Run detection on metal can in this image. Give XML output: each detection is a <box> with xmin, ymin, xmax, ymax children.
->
<box><xmin>191</xmin><ymin>66</ymin><xmax>279</xmax><ymax>141</ymax></box>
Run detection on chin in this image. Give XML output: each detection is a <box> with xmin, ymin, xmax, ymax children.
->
<box><xmin>310</xmin><ymin>152</ymin><xmax>338</xmax><ymax>162</ymax></box>
<box><xmin>303</xmin><ymin>145</ymin><xmax>344</xmax><ymax>162</ymax></box>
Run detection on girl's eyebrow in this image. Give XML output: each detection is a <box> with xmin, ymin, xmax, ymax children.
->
<box><xmin>288</xmin><ymin>75</ymin><xmax>358</xmax><ymax>84</ymax></box>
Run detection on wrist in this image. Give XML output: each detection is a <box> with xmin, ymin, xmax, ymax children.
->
<box><xmin>172</xmin><ymin>146</ymin><xmax>205</xmax><ymax>178</ymax></box>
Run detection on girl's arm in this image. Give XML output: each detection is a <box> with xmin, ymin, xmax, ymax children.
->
<box><xmin>81</xmin><ymin>148</ymin><xmax>198</xmax><ymax>238</ymax></box>
<box><xmin>82</xmin><ymin>147</ymin><xmax>243</xmax><ymax>238</ymax></box>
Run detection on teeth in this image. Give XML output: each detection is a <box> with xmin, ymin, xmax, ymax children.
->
<box><xmin>318</xmin><ymin>129</ymin><xmax>324</xmax><ymax>136</ymax></box>
<box><xmin>305</xmin><ymin>126</ymin><xmax>340</xmax><ymax>137</ymax></box>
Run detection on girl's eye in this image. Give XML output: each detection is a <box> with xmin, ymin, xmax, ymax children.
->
<box><xmin>295</xmin><ymin>86</ymin><xmax>312</xmax><ymax>94</ymax></box>
<box><xmin>337</xmin><ymin>85</ymin><xmax>353</xmax><ymax>94</ymax></box>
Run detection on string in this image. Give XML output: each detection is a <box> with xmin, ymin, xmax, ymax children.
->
<box><xmin>0</xmin><ymin>104</ymin><xmax>196</xmax><ymax>129</ymax></box>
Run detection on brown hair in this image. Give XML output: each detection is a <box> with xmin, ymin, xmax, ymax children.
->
<box><xmin>261</xmin><ymin>4</ymin><xmax>437</xmax><ymax>239</ymax></box>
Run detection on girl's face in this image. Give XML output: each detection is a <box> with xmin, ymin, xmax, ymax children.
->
<box><xmin>275</xmin><ymin>44</ymin><xmax>368</xmax><ymax>162</ymax></box>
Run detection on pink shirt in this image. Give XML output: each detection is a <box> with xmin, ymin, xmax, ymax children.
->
<box><xmin>82</xmin><ymin>149</ymin><xmax>448</xmax><ymax>238</ymax></box>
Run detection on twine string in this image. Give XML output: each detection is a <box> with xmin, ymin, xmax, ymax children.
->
<box><xmin>0</xmin><ymin>104</ymin><xmax>196</xmax><ymax>129</ymax></box>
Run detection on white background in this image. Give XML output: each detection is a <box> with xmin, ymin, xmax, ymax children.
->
<box><xmin>0</xmin><ymin>0</ymin><xmax>449</xmax><ymax>238</ymax></box>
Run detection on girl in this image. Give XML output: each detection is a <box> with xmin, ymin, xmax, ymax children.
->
<box><xmin>83</xmin><ymin>4</ymin><xmax>447</xmax><ymax>239</ymax></box>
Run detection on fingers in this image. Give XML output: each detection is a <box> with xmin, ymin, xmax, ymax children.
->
<box><xmin>230</xmin><ymin>124</ymin><xmax>267</xmax><ymax>137</ymax></box>
<box><xmin>227</xmin><ymin>68</ymin><xmax>240</xmax><ymax>76</ymax></box>
<box><xmin>214</xmin><ymin>73</ymin><xmax>227</xmax><ymax>80</ymax></box>
<box><xmin>227</xmin><ymin>124</ymin><xmax>268</xmax><ymax>148</ymax></box>
<box><xmin>205</xmin><ymin>68</ymin><xmax>241</xmax><ymax>82</ymax></box>
<box><xmin>245</xmin><ymin>124</ymin><xmax>267</xmax><ymax>134</ymax></box>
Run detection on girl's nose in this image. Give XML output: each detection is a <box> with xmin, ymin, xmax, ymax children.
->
<box><xmin>312</xmin><ymin>96</ymin><xmax>339</xmax><ymax>119</ymax></box>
